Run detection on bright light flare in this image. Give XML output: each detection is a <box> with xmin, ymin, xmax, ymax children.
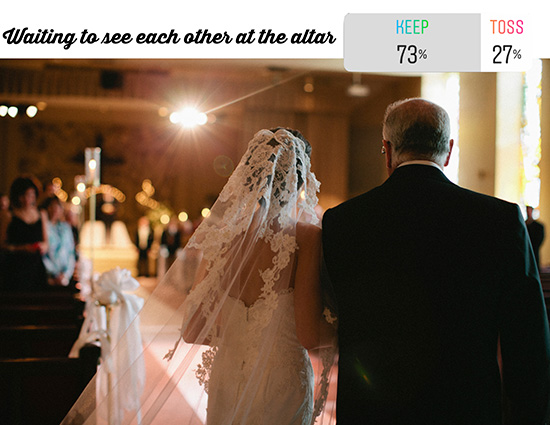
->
<box><xmin>170</xmin><ymin>107</ymin><xmax>207</xmax><ymax>128</ymax></box>
<box><xmin>8</xmin><ymin>106</ymin><xmax>18</xmax><ymax>118</ymax></box>
<box><xmin>26</xmin><ymin>105</ymin><xmax>38</xmax><ymax>118</ymax></box>
<box><xmin>178</xmin><ymin>211</ymin><xmax>189</xmax><ymax>222</ymax></box>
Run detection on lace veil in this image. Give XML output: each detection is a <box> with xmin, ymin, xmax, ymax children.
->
<box><xmin>62</xmin><ymin>128</ymin><xmax>337</xmax><ymax>425</ymax></box>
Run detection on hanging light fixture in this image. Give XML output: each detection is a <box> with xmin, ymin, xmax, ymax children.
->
<box><xmin>303</xmin><ymin>76</ymin><xmax>315</xmax><ymax>93</ymax></box>
<box><xmin>347</xmin><ymin>73</ymin><xmax>370</xmax><ymax>98</ymax></box>
<box><xmin>0</xmin><ymin>103</ymin><xmax>42</xmax><ymax>118</ymax></box>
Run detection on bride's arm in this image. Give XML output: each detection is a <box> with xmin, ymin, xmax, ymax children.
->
<box><xmin>294</xmin><ymin>223</ymin><xmax>336</xmax><ymax>350</ymax></box>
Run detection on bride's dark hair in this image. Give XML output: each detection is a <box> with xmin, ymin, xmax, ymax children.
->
<box><xmin>269</xmin><ymin>127</ymin><xmax>312</xmax><ymax>157</ymax></box>
<box><xmin>269</xmin><ymin>127</ymin><xmax>311</xmax><ymax>190</ymax></box>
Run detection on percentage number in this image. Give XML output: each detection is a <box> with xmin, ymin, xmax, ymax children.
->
<box><xmin>493</xmin><ymin>45</ymin><xmax>522</xmax><ymax>64</ymax></box>
<box><xmin>397</xmin><ymin>45</ymin><xmax>428</xmax><ymax>64</ymax></box>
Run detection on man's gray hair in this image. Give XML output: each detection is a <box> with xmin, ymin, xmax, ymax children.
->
<box><xmin>382</xmin><ymin>98</ymin><xmax>451</xmax><ymax>161</ymax></box>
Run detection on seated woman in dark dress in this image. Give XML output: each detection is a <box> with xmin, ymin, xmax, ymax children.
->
<box><xmin>1</xmin><ymin>176</ymin><xmax>49</xmax><ymax>291</ymax></box>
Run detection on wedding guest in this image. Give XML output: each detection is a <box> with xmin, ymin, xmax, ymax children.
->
<box><xmin>2</xmin><ymin>176</ymin><xmax>48</xmax><ymax>291</ymax></box>
<box><xmin>0</xmin><ymin>193</ymin><xmax>9</xmax><ymax>211</ymax></box>
<box><xmin>0</xmin><ymin>193</ymin><xmax>11</xmax><ymax>288</ymax></box>
<box><xmin>65</xmin><ymin>207</ymin><xmax>80</xmax><ymax>256</ymax></box>
<box><xmin>160</xmin><ymin>216</ymin><xmax>181</xmax><ymax>271</ymax></box>
<box><xmin>526</xmin><ymin>206</ymin><xmax>545</xmax><ymax>271</ymax></box>
<box><xmin>181</xmin><ymin>218</ymin><xmax>194</xmax><ymax>246</ymax></box>
<box><xmin>135</xmin><ymin>216</ymin><xmax>153</xmax><ymax>277</ymax></box>
<box><xmin>40</xmin><ymin>179</ymin><xmax>57</xmax><ymax>203</ymax></box>
<box><xmin>0</xmin><ymin>193</ymin><xmax>9</xmax><ymax>209</ymax></box>
<box><xmin>42</xmin><ymin>196</ymin><xmax>76</xmax><ymax>287</ymax></box>
<box><xmin>0</xmin><ymin>192</ymin><xmax>10</xmax><ymax>248</ymax></box>
<box><xmin>97</xmin><ymin>190</ymin><xmax>118</xmax><ymax>243</ymax></box>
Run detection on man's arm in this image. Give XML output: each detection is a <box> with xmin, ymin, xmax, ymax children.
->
<box><xmin>500</xmin><ymin>204</ymin><xmax>550</xmax><ymax>424</ymax></box>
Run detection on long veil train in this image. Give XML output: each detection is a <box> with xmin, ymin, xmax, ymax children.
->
<box><xmin>62</xmin><ymin>128</ymin><xmax>338</xmax><ymax>425</ymax></box>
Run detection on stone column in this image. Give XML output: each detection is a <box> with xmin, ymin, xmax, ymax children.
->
<box><xmin>458</xmin><ymin>73</ymin><xmax>498</xmax><ymax>196</ymax></box>
<box><xmin>538</xmin><ymin>59</ymin><xmax>550</xmax><ymax>268</ymax></box>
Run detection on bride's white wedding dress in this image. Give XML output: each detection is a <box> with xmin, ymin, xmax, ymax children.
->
<box><xmin>61</xmin><ymin>128</ymin><xmax>336</xmax><ymax>425</ymax></box>
<box><xmin>207</xmin><ymin>290</ymin><xmax>314</xmax><ymax>425</ymax></box>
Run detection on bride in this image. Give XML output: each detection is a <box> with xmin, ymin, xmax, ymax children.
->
<box><xmin>63</xmin><ymin>128</ymin><xmax>337</xmax><ymax>425</ymax></box>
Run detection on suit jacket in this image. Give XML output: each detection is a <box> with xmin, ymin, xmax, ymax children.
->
<box><xmin>134</xmin><ymin>229</ymin><xmax>153</xmax><ymax>259</ymax></box>
<box><xmin>527</xmin><ymin>220</ymin><xmax>545</xmax><ymax>270</ymax></box>
<box><xmin>322</xmin><ymin>164</ymin><xmax>550</xmax><ymax>425</ymax></box>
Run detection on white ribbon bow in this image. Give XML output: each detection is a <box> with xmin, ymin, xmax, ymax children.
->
<box><xmin>69</xmin><ymin>266</ymin><xmax>145</xmax><ymax>422</ymax></box>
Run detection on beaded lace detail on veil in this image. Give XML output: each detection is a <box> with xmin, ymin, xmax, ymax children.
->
<box><xmin>165</xmin><ymin>129</ymin><xmax>335</xmax><ymax>423</ymax></box>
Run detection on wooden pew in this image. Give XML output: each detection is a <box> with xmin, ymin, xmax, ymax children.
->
<box><xmin>0</xmin><ymin>324</ymin><xmax>81</xmax><ymax>358</ymax></box>
<box><xmin>0</xmin><ymin>289</ymin><xmax>100</xmax><ymax>424</ymax></box>
<box><xmin>0</xmin><ymin>304</ymin><xmax>84</xmax><ymax>326</ymax></box>
<box><xmin>0</xmin><ymin>344</ymin><xmax>100</xmax><ymax>425</ymax></box>
<box><xmin>0</xmin><ymin>288</ymin><xmax>85</xmax><ymax>326</ymax></box>
<box><xmin>0</xmin><ymin>287</ymin><xmax>80</xmax><ymax>307</ymax></box>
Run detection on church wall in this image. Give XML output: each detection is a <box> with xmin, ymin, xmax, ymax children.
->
<box><xmin>0</xmin><ymin>62</ymin><xmax>435</xmax><ymax>241</ymax></box>
<box><xmin>347</xmin><ymin>77</ymin><xmax>422</xmax><ymax>200</ymax></box>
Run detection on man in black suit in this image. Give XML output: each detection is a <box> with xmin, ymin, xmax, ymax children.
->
<box><xmin>526</xmin><ymin>206</ymin><xmax>545</xmax><ymax>271</ymax></box>
<box><xmin>322</xmin><ymin>98</ymin><xmax>550</xmax><ymax>424</ymax></box>
<box><xmin>135</xmin><ymin>216</ymin><xmax>154</xmax><ymax>277</ymax></box>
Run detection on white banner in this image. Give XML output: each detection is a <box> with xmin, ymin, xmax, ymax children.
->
<box><xmin>1</xmin><ymin>0</ymin><xmax>549</xmax><ymax>60</ymax></box>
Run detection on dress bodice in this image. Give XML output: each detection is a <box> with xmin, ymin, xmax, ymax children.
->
<box><xmin>219</xmin><ymin>290</ymin><xmax>302</xmax><ymax>347</ymax></box>
<box><xmin>7</xmin><ymin>215</ymin><xmax>43</xmax><ymax>245</ymax></box>
<box><xmin>3</xmin><ymin>216</ymin><xmax>47</xmax><ymax>290</ymax></box>
<box><xmin>206</xmin><ymin>290</ymin><xmax>314</xmax><ymax>425</ymax></box>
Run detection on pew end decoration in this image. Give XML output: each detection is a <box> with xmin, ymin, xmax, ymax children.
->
<box><xmin>69</xmin><ymin>266</ymin><xmax>145</xmax><ymax>424</ymax></box>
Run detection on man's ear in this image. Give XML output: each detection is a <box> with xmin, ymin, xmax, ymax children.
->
<box><xmin>383</xmin><ymin>140</ymin><xmax>393</xmax><ymax>175</ymax></box>
<box><xmin>443</xmin><ymin>139</ymin><xmax>454</xmax><ymax>167</ymax></box>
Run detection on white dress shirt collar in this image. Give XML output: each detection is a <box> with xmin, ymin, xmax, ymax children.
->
<box><xmin>397</xmin><ymin>160</ymin><xmax>444</xmax><ymax>172</ymax></box>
